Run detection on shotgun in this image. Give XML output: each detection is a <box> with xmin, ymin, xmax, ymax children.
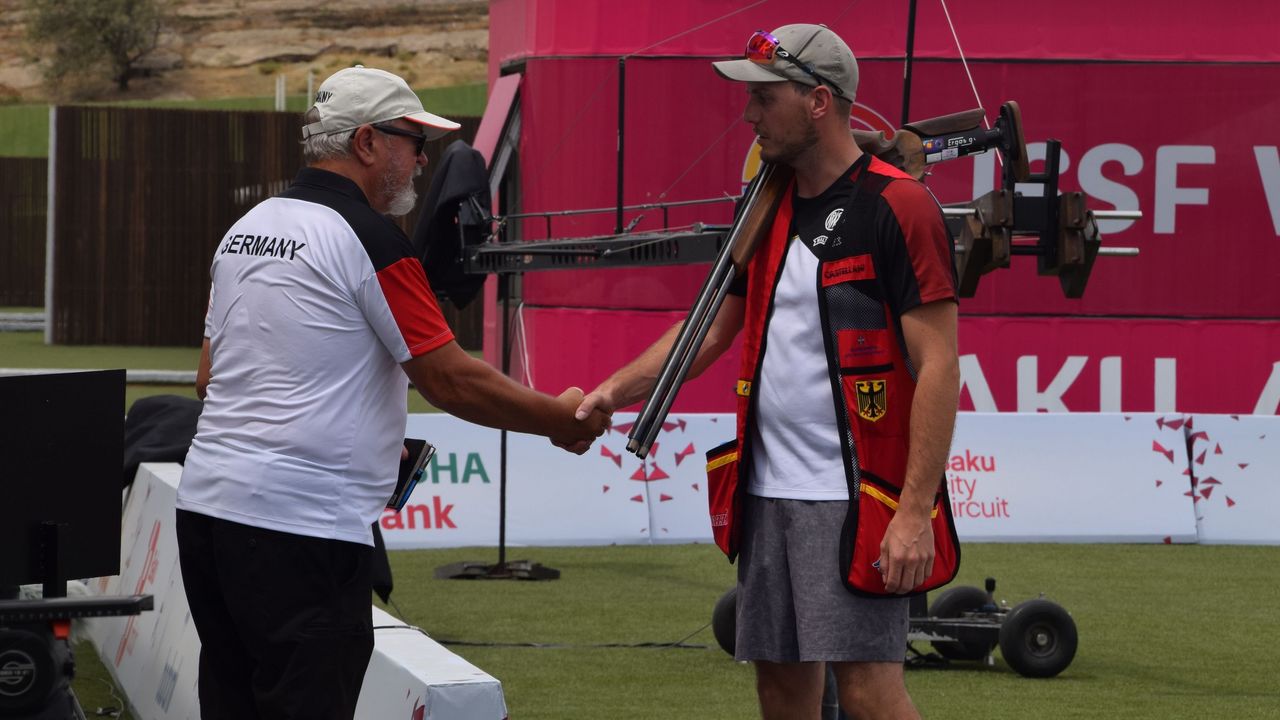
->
<box><xmin>625</xmin><ymin>162</ymin><xmax>792</xmax><ymax>458</ymax></box>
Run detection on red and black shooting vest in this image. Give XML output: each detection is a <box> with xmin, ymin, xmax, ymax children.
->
<box><xmin>706</xmin><ymin>155</ymin><xmax>961</xmax><ymax>597</ymax></box>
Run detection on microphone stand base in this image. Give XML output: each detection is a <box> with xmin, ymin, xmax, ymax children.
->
<box><xmin>434</xmin><ymin>560</ymin><xmax>561</xmax><ymax>581</ymax></box>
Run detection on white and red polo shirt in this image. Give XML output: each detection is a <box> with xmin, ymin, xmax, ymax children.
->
<box><xmin>178</xmin><ymin>168</ymin><xmax>453</xmax><ymax>545</ymax></box>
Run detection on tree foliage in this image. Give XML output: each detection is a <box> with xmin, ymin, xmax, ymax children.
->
<box><xmin>25</xmin><ymin>0</ymin><xmax>167</xmax><ymax>93</ymax></box>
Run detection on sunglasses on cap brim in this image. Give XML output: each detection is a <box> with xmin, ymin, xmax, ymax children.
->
<box><xmin>745</xmin><ymin>30</ymin><xmax>848</xmax><ymax>101</ymax></box>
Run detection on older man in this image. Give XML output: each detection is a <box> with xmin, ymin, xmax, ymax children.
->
<box><xmin>177</xmin><ymin>66</ymin><xmax>607</xmax><ymax>719</ymax></box>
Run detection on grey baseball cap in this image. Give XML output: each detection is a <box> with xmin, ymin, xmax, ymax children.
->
<box><xmin>301</xmin><ymin>65</ymin><xmax>460</xmax><ymax>141</ymax></box>
<box><xmin>713</xmin><ymin>24</ymin><xmax>858</xmax><ymax>101</ymax></box>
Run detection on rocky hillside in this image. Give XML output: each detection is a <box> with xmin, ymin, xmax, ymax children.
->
<box><xmin>0</xmin><ymin>0</ymin><xmax>488</xmax><ymax>102</ymax></box>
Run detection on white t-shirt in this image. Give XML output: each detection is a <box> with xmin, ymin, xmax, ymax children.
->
<box><xmin>748</xmin><ymin>235</ymin><xmax>848</xmax><ymax>500</ymax></box>
<box><xmin>177</xmin><ymin>168</ymin><xmax>454</xmax><ymax>545</ymax></box>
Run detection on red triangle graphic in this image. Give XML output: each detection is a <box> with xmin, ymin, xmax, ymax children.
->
<box><xmin>674</xmin><ymin>443</ymin><xmax>696</xmax><ymax>466</ymax></box>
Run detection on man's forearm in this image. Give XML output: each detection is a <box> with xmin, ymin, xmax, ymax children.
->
<box><xmin>595</xmin><ymin>322</ymin><xmax>685</xmax><ymax>410</ymax></box>
<box><xmin>427</xmin><ymin>356</ymin><xmax>570</xmax><ymax>436</ymax></box>
<box><xmin>899</xmin><ymin>360</ymin><xmax>959</xmax><ymax>516</ymax></box>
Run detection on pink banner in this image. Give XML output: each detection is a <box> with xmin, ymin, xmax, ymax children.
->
<box><xmin>515</xmin><ymin>57</ymin><xmax>1280</xmax><ymax>317</ymax></box>
<box><xmin>521</xmin><ymin>311</ymin><xmax>1280</xmax><ymax>416</ymax></box>
<box><xmin>491</xmin><ymin>0</ymin><xmax>1280</xmax><ymax>70</ymax></box>
<box><xmin>959</xmin><ymin>317</ymin><xmax>1280</xmax><ymax>414</ymax></box>
<box><xmin>483</xmin><ymin>1</ymin><xmax>1280</xmax><ymax>415</ymax></box>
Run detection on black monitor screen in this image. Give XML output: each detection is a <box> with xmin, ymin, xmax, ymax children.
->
<box><xmin>0</xmin><ymin>370</ymin><xmax>125</xmax><ymax>587</ymax></box>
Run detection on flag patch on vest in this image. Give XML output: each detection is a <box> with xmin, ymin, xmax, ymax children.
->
<box><xmin>855</xmin><ymin>379</ymin><xmax>887</xmax><ymax>422</ymax></box>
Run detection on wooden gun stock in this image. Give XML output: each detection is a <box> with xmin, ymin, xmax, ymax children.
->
<box><xmin>730</xmin><ymin>163</ymin><xmax>794</xmax><ymax>272</ymax></box>
<box><xmin>852</xmin><ymin>108</ymin><xmax>988</xmax><ymax>180</ymax></box>
<box><xmin>852</xmin><ymin>128</ymin><xmax>926</xmax><ymax>178</ymax></box>
<box><xmin>852</xmin><ymin>103</ymin><xmax>1028</xmax><ymax>183</ymax></box>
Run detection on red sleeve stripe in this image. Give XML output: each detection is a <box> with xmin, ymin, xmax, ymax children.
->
<box><xmin>376</xmin><ymin>257</ymin><xmax>455</xmax><ymax>356</ymax></box>
<box><xmin>880</xmin><ymin>179</ymin><xmax>957</xmax><ymax>305</ymax></box>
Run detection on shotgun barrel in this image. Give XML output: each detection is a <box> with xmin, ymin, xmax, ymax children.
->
<box><xmin>625</xmin><ymin>162</ymin><xmax>792</xmax><ymax>458</ymax></box>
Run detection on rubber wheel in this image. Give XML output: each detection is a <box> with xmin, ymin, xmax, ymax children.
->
<box><xmin>0</xmin><ymin>629</ymin><xmax>56</xmax><ymax>713</ymax></box>
<box><xmin>711</xmin><ymin>587</ymin><xmax>737</xmax><ymax>657</ymax></box>
<box><xmin>927</xmin><ymin>585</ymin><xmax>996</xmax><ymax>660</ymax></box>
<box><xmin>998</xmin><ymin>599</ymin><xmax>1078</xmax><ymax>678</ymax></box>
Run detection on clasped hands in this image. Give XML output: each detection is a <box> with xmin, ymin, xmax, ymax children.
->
<box><xmin>549</xmin><ymin>386</ymin><xmax>612</xmax><ymax>454</ymax></box>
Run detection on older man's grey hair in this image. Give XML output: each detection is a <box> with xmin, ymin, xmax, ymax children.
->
<box><xmin>301</xmin><ymin>106</ymin><xmax>354</xmax><ymax>164</ymax></box>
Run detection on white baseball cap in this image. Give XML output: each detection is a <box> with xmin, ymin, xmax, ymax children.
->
<box><xmin>301</xmin><ymin>65</ymin><xmax>460</xmax><ymax>141</ymax></box>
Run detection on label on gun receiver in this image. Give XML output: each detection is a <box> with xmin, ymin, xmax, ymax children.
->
<box><xmin>926</xmin><ymin>148</ymin><xmax>960</xmax><ymax>164</ymax></box>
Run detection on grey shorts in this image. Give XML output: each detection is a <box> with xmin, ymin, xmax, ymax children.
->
<box><xmin>735</xmin><ymin>494</ymin><xmax>909</xmax><ymax>663</ymax></box>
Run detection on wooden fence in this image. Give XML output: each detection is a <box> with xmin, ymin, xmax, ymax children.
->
<box><xmin>46</xmin><ymin>106</ymin><xmax>482</xmax><ymax>347</ymax></box>
<box><xmin>0</xmin><ymin>157</ymin><xmax>48</xmax><ymax>307</ymax></box>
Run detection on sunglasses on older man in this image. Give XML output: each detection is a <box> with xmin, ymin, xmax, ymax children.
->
<box><xmin>371</xmin><ymin>123</ymin><xmax>428</xmax><ymax>156</ymax></box>
<box><xmin>745</xmin><ymin>30</ymin><xmax>848</xmax><ymax>100</ymax></box>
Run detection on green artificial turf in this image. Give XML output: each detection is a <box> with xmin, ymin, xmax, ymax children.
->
<box><xmin>0</xmin><ymin>104</ymin><xmax>51</xmax><ymax>157</ymax></box>
<box><xmin>71</xmin><ymin>640</ymin><xmax>135</xmax><ymax>720</ymax></box>
<box><xmin>0</xmin><ymin>330</ymin><xmax>440</xmax><ymax>412</ymax></box>
<box><xmin>0</xmin><ymin>83</ymin><xmax>486</xmax><ymax>158</ymax></box>
<box><xmin>0</xmin><ymin>330</ymin><xmax>201</xmax><ymax>371</ymax></box>
<box><xmin>374</xmin><ymin>543</ymin><xmax>1280</xmax><ymax>720</ymax></box>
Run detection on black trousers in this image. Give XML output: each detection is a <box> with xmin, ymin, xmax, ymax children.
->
<box><xmin>175</xmin><ymin>509</ymin><xmax>374</xmax><ymax>720</ymax></box>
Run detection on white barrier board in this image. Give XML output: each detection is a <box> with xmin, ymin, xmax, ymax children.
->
<box><xmin>393</xmin><ymin>412</ymin><xmax>1218</xmax><ymax>547</ymax></box>
<box><xmin>1183</xmin><ymin>414</ymin><xmax>1280</xmax><ymax>544</ymax></box>
<box><xmin>948</xmin><ymin>413</ymin><xmax>1198</xmax><ymax>542</ymax></box>
<box><xmin>82</xmin><ymin>463</ymin><xmax>201</xmax><ymax>720</ymax></box>
<box><xmin>390</xmin><ymin>413</ymin><xmax>732</xmax><ymax>548</ymax></box>
<box><xmin>83</xmin><ymin>463</ymin><xmax>507</xmax><ymax>720</ymax></box>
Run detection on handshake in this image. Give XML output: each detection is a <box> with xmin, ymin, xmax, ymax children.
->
<box><xmin>547</xmin><ymin>384</ymin><xmax>615</xmax><ymax>455</ymax></box>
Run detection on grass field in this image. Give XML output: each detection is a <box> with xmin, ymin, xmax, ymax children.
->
<box><xmin>371</xmin><ymin>543</ymin><xmax>1280</xmax><ymax>720</ymax></box>
<box><xmin>0</xmin><ymin>82</ymin><xmax>487</xmax><ymax>157</ymax></box>
<box><xmin>0</xmin><ymin>104</ymin><xmax>50</xmax><ymax>157</ymax></box>
<box><xmin>0</xmin><ymin>330</ymin><xmax>439</xmax><ymax>412</ymax></box>
<box><xmin>66</xmin><ymin>542</ymin><xmax>1280</xmax><ymax>719</ymax></box>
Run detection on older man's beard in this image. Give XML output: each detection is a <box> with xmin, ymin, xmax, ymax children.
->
<box><xmin>381</xmin><ymin>160</ymin><xmax>421</xmax><ymax>217</ymax></box>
